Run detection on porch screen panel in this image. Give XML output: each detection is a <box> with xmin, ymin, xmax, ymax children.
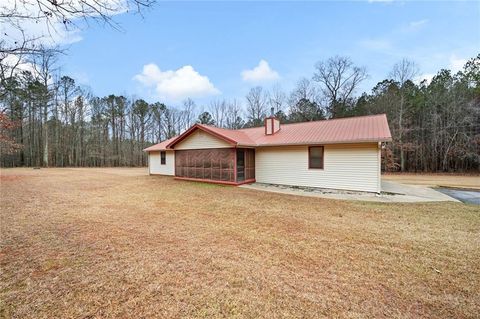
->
<box><xmin>245</xmin><ymin>149</ymin><xmax>255</xmax><ymax>180</ymax></box>
<box><xmin>175</xmin><ymin>149</ymin><xmax>235</xmax><ymax>182</ymax></box>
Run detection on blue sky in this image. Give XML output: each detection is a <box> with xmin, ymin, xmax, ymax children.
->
<box><xmin>59</xmin><ymin>0</ymin><xmax>479</xmax><ymax>106</ymax></box>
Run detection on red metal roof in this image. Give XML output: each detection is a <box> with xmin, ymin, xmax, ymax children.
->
<box><xmin>143</xmin><ymin>136</ymin><xmax>178</xmax><ymax>152</ymax></box>
<box><xmin>144</xmin><ymin>114</ymin><xmax>392</xmax><ymax>152</ymax></box>
<box><xmin>238</xmin><ymin>114</ymin><xmax>392</xmax><ymax>146</ymax></box>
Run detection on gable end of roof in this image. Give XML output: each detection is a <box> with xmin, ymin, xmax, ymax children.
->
<box><xmin>166</xmin><ymin>124</ymin><xmax>238</xmax><ymax>149</ymax></box>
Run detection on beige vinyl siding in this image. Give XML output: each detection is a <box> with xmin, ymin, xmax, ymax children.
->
<box><xmin>149</xmin><ymin>151</ymin><xmax>175</xmax><ymax>175</ymax></box>
<box><xmin>255</xmin><ymin>143</ymin><xmax>380</xmax><ymax>193</ymax></box>
<box><xmin>174</xmin><ymin>130</ymin><xmax>231</xmax><ymax>150</ymax></box>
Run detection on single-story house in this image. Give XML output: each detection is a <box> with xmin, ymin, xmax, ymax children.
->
<box><xmin>144</xmin><ymin>114</ymin><xmax>392</xmax><ymax>193</ymax></box>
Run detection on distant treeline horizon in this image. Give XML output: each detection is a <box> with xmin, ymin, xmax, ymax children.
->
<box><xmin>1</xmin><ymin>53</ymin><xmax>479</xmax><ymax>172</ymax></box>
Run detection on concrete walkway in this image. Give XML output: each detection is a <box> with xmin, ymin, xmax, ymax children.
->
<box><xmin>381</xmin><ymin>181</ymin><xmax>460</xmax><ymax>203</ymax></box>
<box><xmin>240</xmin><ymin>181</ymin><xmax>460</xmax><ymax>203</ymax></box>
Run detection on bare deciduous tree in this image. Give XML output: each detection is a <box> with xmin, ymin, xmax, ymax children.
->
<box><xmin>225</xmin><ymin>99</ymin><xmax>244</xmax><ymax>129</ymax></box>
<box><xmin>0</xmin><ymin>0</ymin><xmax>155</xmax><ymax>78</ymax></box>
<box><xmin>1</xmin><ymin>53</ymin><xmax>478</xmax><ymax>173</ymax></box>
<box><xmin>390</xmin><ymin>58</ymin><xmax>419</xmax><ymax>172</ymax></box>
<box><xmin>313</xmin><ymin>56</ymin><xmax>367</xmax><ymax>118</ymax></box>
<box><xmin>269</xmin><ymin>84</ymin><xmax>286</xmax><ymax>114</ymax></box>
<box><xmin>182</xmin><ymin>98</ymin><xmax>197</xmax><ymax>130</ymax></box>
<box><xmin>209</xmin><ymin>99</ymin><xmax>227</xmax><ymax>128</ymax></box>
<box><xmin>30</xmin><ymin>46</ymin><xmax>60</xmax><ymax>166</ymax></box>
<box><xmin>245</xmin><ymin>86</ymin><xmax>268</xmax><ymax>127</ymax></box>
<box><xmin>288</xmin><ymin>78</ymin><xmax>319</xmax><ymax>107</ymax></box>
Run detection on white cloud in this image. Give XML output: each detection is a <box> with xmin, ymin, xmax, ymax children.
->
<box><xmin>36</xmin><ymin>24</ymin><xmax>83</xmax><ymax>45</ymax></box>
<box><xmin>414</xmin><ymin>54</ymin><xmax>469</xmax><ymax>84</ymax></box>
<box><xmin>0</xmin><ymin>0</ymin><xmax>128</xmax><ymax>47</ymax></box>
<box><xmin>449</xmin><ymin>54</ymin><xmax>467</xmax><ymax>73</ymax></box>
<box><xmin>0</xmin><ymin>54</ymin><xmax>57</xmax><ymax>86</ymax></box>
<box><xmin>408</xmin><ymin>19</ymin><xmax>429</xmax><ymax>30</ymax></box>
<box><xmin>1</xmin><ymin>54</ymin><xmax>35</xmax><ymax>73</ymax></box>
<box><xmin>1</xmin><ymin>18</ymin><xmax>83</xmax><ymax>47</ymax></box>
<box><xmin>241</xmin><ymin>60</ymin><xmax>280</xmax><ymax>83</ymax></box>
<box><xmin>133</xmin><ymin>63</ymin><xmax>220</xmax><ymax>101</ymax></box>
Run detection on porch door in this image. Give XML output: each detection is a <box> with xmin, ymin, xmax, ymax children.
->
<box><xmin>236</xmin><ymin>149</ymin><xmax>245</xmax><ymax>182</ymax></box>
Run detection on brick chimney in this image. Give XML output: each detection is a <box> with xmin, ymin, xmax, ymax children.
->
<box><xmin>265</xmin><ymin>107</ymin><xmax>280</xmax><ymax>135</ymax></box>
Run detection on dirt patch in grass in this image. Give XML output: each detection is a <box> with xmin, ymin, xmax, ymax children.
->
<box><xmin>1</xmin><ymin>168</ymin><xmax>479</xmax><ymax>318</ymax></box>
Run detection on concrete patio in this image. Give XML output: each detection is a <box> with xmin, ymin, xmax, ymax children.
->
<box><xmin>241</xmin><ymin>180</ymin><xmax>460</xmax><ymax>203</ymax></box>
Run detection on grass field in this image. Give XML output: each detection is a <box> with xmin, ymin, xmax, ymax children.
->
<box><xmin>383</xmin><ymin>173</ymin><xmax>480</xmax><ymax>190</ymax></box>
<box><xmin>1</xmin><ymin>168</ymin><xmax>479</xmax><ymax>318</ymax></box>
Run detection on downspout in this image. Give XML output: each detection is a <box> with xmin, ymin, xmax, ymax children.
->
<box><xmin>148</xmin><ymin>151</ymin><xmax>151</xmax><ymax>175</ymax></box>
<box><xmin>233</xmin><ymin>147</ymin><xmax>237</xmax><ymax>184</ymax></box>
<box><xmin>377</xmin><ymin>142</ymin><xmax>382</xmax><ymax>194</ymax></box>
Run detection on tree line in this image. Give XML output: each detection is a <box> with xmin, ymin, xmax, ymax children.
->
<box><xmin>1</xmin><ymin>52</ymin><xmax>479</xmax><ymax>171</ymax></box>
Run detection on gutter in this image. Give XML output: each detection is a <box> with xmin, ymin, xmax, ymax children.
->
<box><xmin>237</xmin><ymin>138</ymin><xmax>392</xmax><ymax>148</ymax></box>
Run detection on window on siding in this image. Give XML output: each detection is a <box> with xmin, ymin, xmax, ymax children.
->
<box><xmin>160</xmin><ymin>151</ymin><xmax>166</xmax><ymax>165</ymax></box>
<box><xmin>308</xmin><ymin>146</ymin><xmax>324</xmax><ymax>169</ymax></box>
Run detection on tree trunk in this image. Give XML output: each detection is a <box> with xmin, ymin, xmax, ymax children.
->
<box><xmin>399</xmin><ymin>93</ymin><xmax>405</xmax><ymax>172</ymax></box>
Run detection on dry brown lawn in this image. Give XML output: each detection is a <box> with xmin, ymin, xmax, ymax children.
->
<box><xmin>1</xmin><ymin>168</ymin><xmax>479</xmax><ymax>318</ymax></box>
<box><xmin>383</xmin><ymin>173</ymin><xmax>480</xmax><ymax>190</ymax></box>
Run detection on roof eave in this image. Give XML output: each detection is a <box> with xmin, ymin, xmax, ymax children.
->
<box><xmin>166</xmin><ymin>124</ymin><xmax>238</xmax><ymax>149</ymax></box>
<box><xmin>254</xmin><ymin>138</ymin><xmax>392</xmax><ymax>147</ymax></box>
<box><xmin>144</xmin><ymin>148</ymin><xmax>174</xmax><ymax>152</ymax></box>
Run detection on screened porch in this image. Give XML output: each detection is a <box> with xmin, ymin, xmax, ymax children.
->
<box><xmin>174</xmin><ymin>148</ymin><xmax>255</xmax><ymax>185</ymax></box>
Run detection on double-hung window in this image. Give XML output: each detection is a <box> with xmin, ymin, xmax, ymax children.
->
<box><xmin>308</xmin><ymin>146</ymin><xmax>324</xmax><ymax>169</ymax></box>
<box><xmin>160</xmin><ymin>151</ymin><xmax>166</xmax><ymax>165</ymax></box>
